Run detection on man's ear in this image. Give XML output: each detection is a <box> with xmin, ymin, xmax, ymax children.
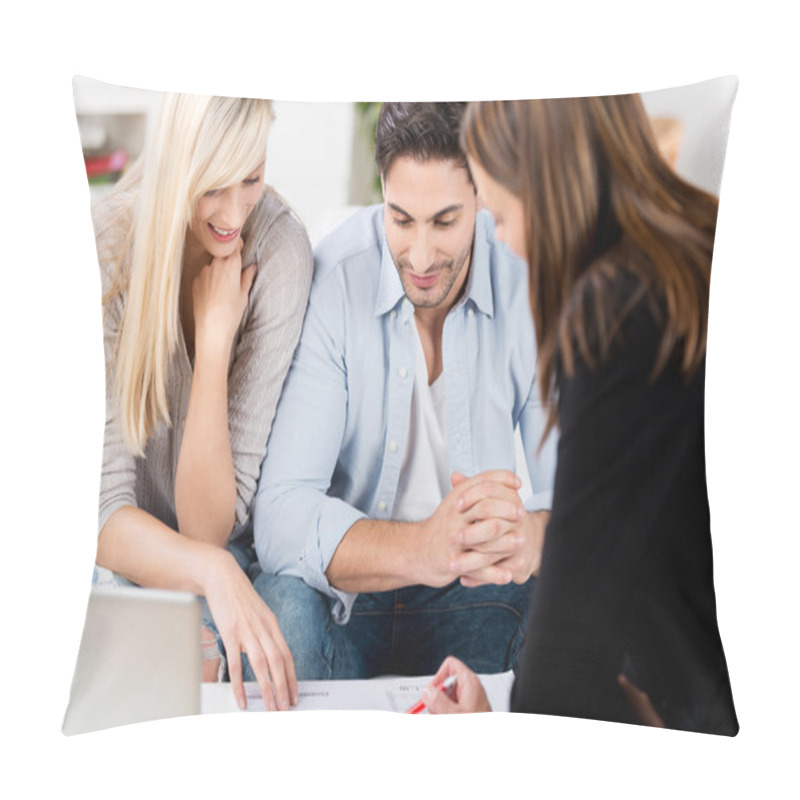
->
<box><xmin>469</xmin><ymin>177</ymin><xmax>484</xmax><ymax>211</ymax></box>
<box><xmin>380</xmin><ymin>173</ymin><xmax>386</xmax><ymax>201</ymax></box>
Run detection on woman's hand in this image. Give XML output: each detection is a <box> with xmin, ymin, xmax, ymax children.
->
<box><xmin>422</xmin><ymin>656</ymin><xmax>492</xmax><ymax>714</ymax></box>
<box><xmin>175</xmin><ymin>237</ymin><xmax>256</xmax><ymax>546</ymax></box>
<box><xmin>617</xmin><ymin>673</ymin><xmax>665</xmax><ymax>728</ymax></box>
<box><xmin>192</xmin><ymin>238</ymin><xmax>257</xmax><ymax>363</ymax></box>
<box><xmin>202</xmin><ymin>548</ymin><xmax>298</xmax><ymax>712</ymax></box>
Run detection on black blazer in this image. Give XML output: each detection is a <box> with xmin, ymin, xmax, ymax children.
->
<box><xmin>511</xmin><ymin>279</ymin><xmax>738</xmax><ymax>735</ymax></box>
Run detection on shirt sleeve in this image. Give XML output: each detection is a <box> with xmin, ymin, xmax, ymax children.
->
<box><xmin>253</xmin><ymin>265</ymin><xmax>363</xmax><ymax>622</ymax></box>
<box><xmin>227</xmin><ymin>206</ymin><xmax>313</xmax><ymax>538</ymax></box>
<box><xmin>95</xmin><ymin>200</ymin><xmax>139</xmax><ymax>535</ymax></box>
<box><xmin>518</xmin><ymin>368</ymin><xmax>558</xmax><ymax>512</ymax></box>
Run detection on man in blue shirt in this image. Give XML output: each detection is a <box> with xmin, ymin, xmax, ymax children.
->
<box><xmin>252</xmin><ymin>102</ymin><xmax>557</xmax><ymax>681</ymax></box>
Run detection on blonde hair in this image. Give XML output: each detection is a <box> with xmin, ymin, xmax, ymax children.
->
<box><xmin>104</xmin><ymin>93</ymin><xmax>274</xmax><ymax>454</ymax></box>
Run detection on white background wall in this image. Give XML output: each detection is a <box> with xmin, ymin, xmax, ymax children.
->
<box><xmin>73</xmin><ymin>79</ymin><xmax>360</xmax><ymax>245</ymax></box>
<box><xmin>74</xmin><ymin>77</ymin><xmax>736</xmax><ymax>250</ymax></box>
<box><xmin>642</xmin><ymin>76</ymin><xmax>738</xmax><ymax>195</ymax></box>
<box><xmin>267</xmin><ymin>99</ymin><xmax>358</xmax><ymax>243</ymax></box>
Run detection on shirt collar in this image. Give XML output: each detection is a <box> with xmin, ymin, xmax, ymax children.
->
<box><xmin>373</xmin><ymin>208</ymin><xmax>496</xmax><ymax>320</ymax></box>
<box><xmin>465</xmin><ymin>210</ymin><xmax>495</xmax><ymax>319</ymax></box>
<box><xmin>374</xmin><ymin>214</ymin><xmax>407</xmax><ymax>318</ymax></box>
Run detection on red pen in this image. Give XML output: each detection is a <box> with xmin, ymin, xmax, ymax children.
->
<box><xmin>404</xmin><ymin>675</ymin><xmax>458</xmax><ymax>714</ymax></box>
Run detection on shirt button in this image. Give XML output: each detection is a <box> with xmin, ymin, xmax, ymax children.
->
<box><xmin>467</xmin><ymin>308</ymin><xmax>474</xmax><ymax>318</ymax></box>
<box><xmin>399</xmin><ymin>367</ymin><xmax>408</xmax><ymax>379</ymax></box>
<box><xmin>456</xmin><ymin>435</ymin><xmax>462</xmax><ymax>448</ymax></box>
<box><xmin>391</xmin><ymin>310</ymin><xmax>397</xmax><ymax>319</ymax></box>
<box><xmin>378</xmin><ymin>501</ymin><xmax>387</xmax><ymax>512</ymax></box>
<box><xmin>390</xmin><ymin>441</ymin><xmax>398</xmax><ymax>452</ymax></box>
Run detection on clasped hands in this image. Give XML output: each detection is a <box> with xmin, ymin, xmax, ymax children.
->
<box><xmin>420</xmin><ymin>469</ymin><xmax>547</xmax><ymax>588</ymax></box>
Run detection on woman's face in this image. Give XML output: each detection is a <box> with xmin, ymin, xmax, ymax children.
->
<box><xmin>187</xmin><ymin>160</ymin><xmax>265</xmax><ymax>259</ymax></box>
<box><xmin>468</xmin><ymin>156</ymin><xmax>527</xmax><ymax>262</ymax></box>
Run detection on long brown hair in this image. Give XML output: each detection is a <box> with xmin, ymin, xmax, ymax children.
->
<box><xmin>462</xmin><ymin>95</ymin><xmax>718</xmax><ymax>435</ymax></box>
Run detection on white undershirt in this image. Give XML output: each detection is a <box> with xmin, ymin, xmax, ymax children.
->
<box><xmin>392</xmin><ymin>319</ymin><xmax>451</xmax><ymax>522</ymax></box>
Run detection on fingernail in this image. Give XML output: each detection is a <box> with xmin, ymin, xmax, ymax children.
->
<box><xmin>457</xmin><ymin>496</ymin><xmax>464</xmax><ymax>510</ymax></box>
<box><xmin>237</xmin><ymin>695</ymin><xmax>246</xmax><ymax>711</ymax></box>
<box><xmin>518</xmin><ymin>507</ymin><xmax>525</xmax><ymax>519</ymax></box>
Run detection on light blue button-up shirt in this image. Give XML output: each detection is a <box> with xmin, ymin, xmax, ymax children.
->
<box><xmin>254</xmin><ymin>205</ymin><xmax>557</xmax><ymax>622</ymax></box>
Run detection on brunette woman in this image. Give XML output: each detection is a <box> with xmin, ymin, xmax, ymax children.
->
<box><xmin>425</xmin><ymin>96</ymin><xmax>738</xmax><ymax>735</ymax></box>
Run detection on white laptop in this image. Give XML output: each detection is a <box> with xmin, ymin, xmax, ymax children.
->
<box><xmin>62</xmin><ymin>585</ymin><xmax>202</xmax><ymax>735</ymax></box>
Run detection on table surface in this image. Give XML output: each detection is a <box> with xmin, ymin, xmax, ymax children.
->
<box><xmin>202</xmin><ymin>671</ymin><xmax>515</xmax><ymax>714</ymax></box>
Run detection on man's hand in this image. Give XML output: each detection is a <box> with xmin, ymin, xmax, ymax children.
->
<box><xmin>416</xmin><ymin>469</ymin><xmax>524</xmax><ymax>588</ymax></box>
<box><xmin>450</xmin><ymin>472</ymin><xmax>549</xmax><ymax>587</ymax></box>
<box><xmin>326</xmin><ymin>469</ymin><xmax>534</xmax><ymax>593</ymax></box>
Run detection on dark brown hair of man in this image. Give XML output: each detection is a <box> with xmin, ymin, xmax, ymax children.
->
<box><xmin>461</xmin><ymin>95</ymin><xmax>719</xmax><ymax>437</ymax></box>
<box><xmin>375</xmin><ymin>102</ymin><xmax>470</xmax><ymax>179</ymax></box>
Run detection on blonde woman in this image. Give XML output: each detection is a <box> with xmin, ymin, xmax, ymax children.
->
<box><xmin>92</xmin><ymin>93</ymin><xmax>312</xmax><ymax>711</ymax></box>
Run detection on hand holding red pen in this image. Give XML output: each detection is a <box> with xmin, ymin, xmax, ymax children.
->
<box><xmin>420</xmin><ymin>656</ymin><xmax>492</xmax><ymax>714</ymax></box>
<box><xmin>405</xmin><ymin>675</ymin><xmax>458</xmax><ymax>714</ymax></box>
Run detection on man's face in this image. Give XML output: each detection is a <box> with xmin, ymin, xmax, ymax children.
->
<box><xmin>382</xmin><ymin>156</ymin><xmax>477</xmax><ymax>312</ymax></box>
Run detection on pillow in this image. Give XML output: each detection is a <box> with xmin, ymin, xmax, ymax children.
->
<box><xmin>63</xmin><ymin>75</ymin><xmax>738</xmax><ymax>736</ymax></box>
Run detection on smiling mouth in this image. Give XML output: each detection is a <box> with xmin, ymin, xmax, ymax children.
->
<box><xmin>208</xmin><ymin>223</ymin><xmax>240</xmax><ymax>242</ymax></box>
<box><xmin>408</xmin><ymin>270</ymin><xmax>441</xmax><ymax>289</ymax></box>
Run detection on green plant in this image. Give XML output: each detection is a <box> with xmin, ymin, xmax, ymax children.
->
<box><xmin>355</xmin><ymin>102</ymin><xmax>382</xmax><ymax>200</ymax></box>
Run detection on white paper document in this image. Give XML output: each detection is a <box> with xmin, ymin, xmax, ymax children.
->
<box><xmin>202</xmin><ymin>671</ymin><xmax>514</xmax><ymax>714</ymax></box>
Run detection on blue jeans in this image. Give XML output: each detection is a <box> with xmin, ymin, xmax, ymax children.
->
<box><xmin>251</xmin><ymin>573</ymin><xmax>534</xmax><ymax>680</ymax></box>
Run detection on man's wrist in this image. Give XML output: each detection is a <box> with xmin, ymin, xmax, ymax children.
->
<box><xmin>411</xmin><ymin>515</ymin><xmax>457</xmax><ymax>588</ymax></box>
<box><xmin>364</xmin><ymin>517</ymin><xmax>430</xmax><ymax>588</ymax></box>
<box><xmin>328</xmin><ymin>518</ymin><xmax>434</xmax><ymax>592</ymax></box>
<box><xmin>404</xmin><ymin>518</ymin><xmax>433</xmax><ymax>586</ymax></box>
